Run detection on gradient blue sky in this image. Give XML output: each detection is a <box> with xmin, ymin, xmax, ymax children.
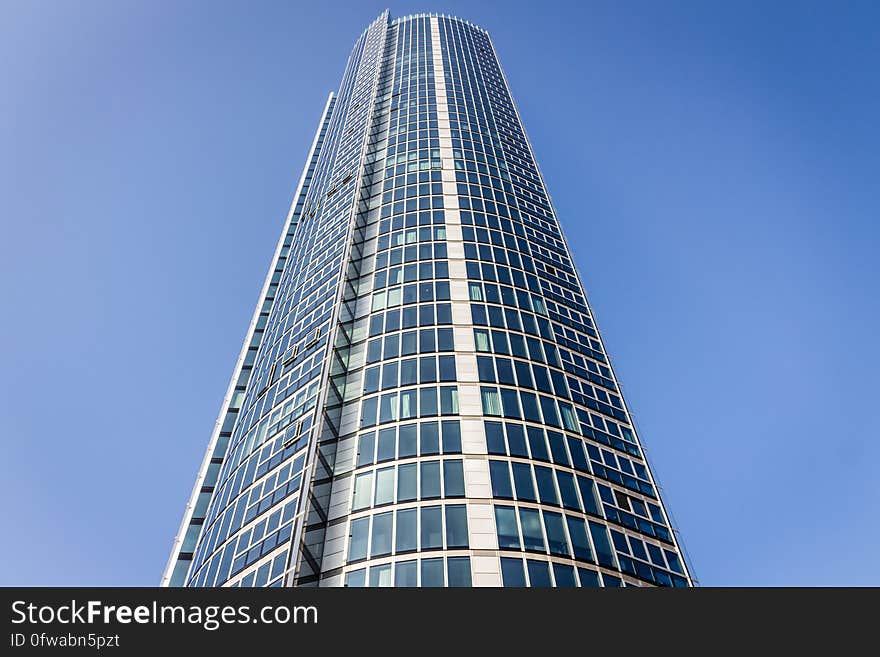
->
<box><xmin>1</xmin><ymin>0</ymin><xmax>878</xmax><ymax>586</ymax></box>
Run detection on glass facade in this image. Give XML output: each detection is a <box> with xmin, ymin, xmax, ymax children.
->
<box><xmin>162</xmin><ymin>12</ymin><xmax>693</xmax><ymax>588</ymax></box>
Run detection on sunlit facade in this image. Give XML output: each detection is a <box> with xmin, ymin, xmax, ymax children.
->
<box><xmin>163</xmin><ymin>11</ymin><xmax>693</xmax><ymax>588</ymax></box>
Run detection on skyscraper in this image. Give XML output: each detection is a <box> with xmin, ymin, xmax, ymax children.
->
<box><xmin>162</xmin><ymin>11</ymin><xmax>693</xmax><ymax>588</ymax></box>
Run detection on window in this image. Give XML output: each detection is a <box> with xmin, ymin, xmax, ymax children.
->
<box><xmin>421</xmin><ymin>506</ymin><xmax>443</xmax><ymax>550</ymax></box>
<box><xmin>399</xmin><ymin>423</ymin><xmax>417</xmax><ymax>457</ymax></box>
<box><xmin>447</xmin><ymin>557</ymin><xmax>472</xmax><ymax>587</ymax></box>
<box><xmin>507</xmin><ymin>423</ymin><xmax>528</xmax><ymax>456</ymax></box>
<box><xmin>368</xmin><ymin>564</ymin><xmax>391</xmax><ymax>587</ymax></box>
<box><xmin>443</xmin><ymin>460</ymin><xmax>465</xmax><ymax>497</ymax></box>
<box><xmin>534</xmin><ymin>466</ymin><xmax>559</xmax><ymax>506</ymax></box>
<box><xmin>421</xmin><ymin>558</ymin><xmax>444</xmax><ymax>587</ymax></box>
<box><xmin>348</xmin><ymin>517</ymin><xmax>368</xmax><ymax>562</ymax></box>
<box><xmin>553</xmin><ymin>563</ymin><xmax>577</xmax><ymax>588</ymax></box>
<box><xmin>445</xmin><ymin>505</ymin><xmax>469</xmax><ymax>548</ymax></box>
<box><xmin>527</xmin><ymin>426</ymin><xmax>549</xmax><ymax>461</ymax></box>
<box><xmin>543</xmin><ymin>511</ymin><xmax>570</xmax><ymax>557</ymax></box>
<box><xmin>374</xmin><ymin>467</ymin><xmax>395</xmax><ymax>506</ymax></box>
<box><xmin>370</xmin><ymin>512</ymin><xmax>393</xmax><ymax>557</ymax></box>
<box><xmin>377</xmin><ymin>428</ymin><xmax>396</xmax><ymax>461</ymax></box>
<box><xmin>395</xmin><ymin>560</ymin><xmax>418</xmax><ymax>587</ymax></box>
<box><xmin>395</xmin><ymin>508</ymin><xmax>417</xmax><ymax>553</ymax></box>
<box><xmin>526</xmin><ymin>560</ymin><xmax>552</xmax><ymax>587</ymax></box>
<box><xmin>566</xmin><ymin>515</ymin><xmax>593</xmax><ymax>562</ymax></box>
<box><xmin>501</xmin><ymin>557</ymin><xmax>526</xmax><ymax>587</ymax></box>
<box><xmin>489</xmin><ymin>460</ymin><xmax>513</xmax><ymax>498</ymax></box>
<box><xmin>485</xmin><ymin>421</ymin><xmax>505</xmax><ymax>454</ymax></box>
<box><xmin>578</xmin><ymin>568</ymin><xmax>601</xmax><ymax>587</ymax></box>
<box><xmin>441</xmin><ymin>420</ymin><xmax>461</xmax><ymax>452</ymax></box>
<box><xmin>421</xmin><ymin>421</ymin><xmax>440</xmax><ymax>455</ymax></box>
<box><xmin>589</xmin><ymin>521</ymin><xmax>616</xmax><ymax>568</ymax></box>
<box><xmin>345</xmin><ymin>569</ymin><xmax>366</xmax><ymax>587</ymax></box>
<box><xmin>481</xmin><ymin>387</ymin><xmax>501</xmax><ymax>415</ymax></box>
<box><xmin>356</xmin><ymin>432</ymin><xmax>375</xmax><ymax>467</ymax></box>
<box><xmin>557</xmin><ymin>471</ymin><xmax>581</xmax><ymax>511</ymax></box>
<box><xmin>421</xmin><ymin>461</ymin><xmax>441</xmax><ymax>499</ymax></box>
<box><xmin>494</xmin><ymin>506</ymin><xmax>520</xmax><ymax>549</ymax></box>
<box><xmin>519</xmin><ymin>508</ymin><xmax>545</xmax><ymax>552</ymax></box>
<box><xmin>397</xmin><ymin>463</ymin><xmax>417</xmax><ymax>501</ymax></box>
<box><xmin>440</xmin><ymin>387</ymin><xmax>459</xmax><ymax>415</ymax></box>
<box><xmin>512</xmin><ymin>462</ymin><xmax>536</xmax><ymax>502</ymax></box>
<box><xmin>352</xmin><ymin>472</ymin><xmax>372</xmax><ymax>511</ymax></box>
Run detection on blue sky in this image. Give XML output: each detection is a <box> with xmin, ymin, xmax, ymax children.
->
<box><xmin>1</xmin><ymin>0</ymin><xmax>878</xmax><ymax>586</ymax></box>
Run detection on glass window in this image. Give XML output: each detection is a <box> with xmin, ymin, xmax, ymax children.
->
<box><xmin>543</xmin><ymin>511</ymin><xmax>570</xmax><ymax>556</ymax></box>
<box><xmin>379</xmin><ymin>392</ymin><xmax>397</xmax><ymax>424</ymax></box>
<box><xmin>485</xmin><ymin>421</ymin><xmax>506</xmax><ymax>454</ymax></box>
<box><xmin>352</xmin><ymin>472</ymin><xmax>373</xmax><ymax>511</ymax></box>
<box><xmin>447</xmin><ymin>557</ymin><xmax>472</xmax><ymax>587</ymax></box>
<box><xmin>348</xmin><ymin>517</ymin><xmax>368</xmax><ymax>562</ymax></box>
<box><xmin>520</xmin><ymin>391</ymin><xmax>541</xmax><ymax>422</ymax></box>
<box><xmin>480</xmin><ymin>387</ymin><xmax>501</xmax><ymax>415</ymax></box>
<box><xmin>437</xmin><ymin>327</ymin><xmax>454</xmax><ymax>351</ymax></box>
<box><xmin>356</xmin><ymin>432</ymin><xmax>375</xmax><ymax>467</ymax></box>
<box><xmin>419</xmin><ymin>356</ymin><xmax>437</xmax><ymax>383</ymax></box>
<box><xmin>568</xmin><ymin>437</ymin><xmax>589</xmax><ymax>471</ymax></box>
<box><xmin>539</xmin><ymin>396</ymin><xmax>560</xmax><ymax>427</ymax></box>
<box><xmin>494</xmin><ymin>506</ymin><xmax>520</xmax><ymax>549</ymax></box>
<box><xmin>526</xmin><ymin>560</ymin><xmax>552</xmax><ymax>587</ymax></box>
<box><xmin>440</xmin><ymin>387</ymin><xmax>459</xmax><ymax>415</ymax></box>
<box><xmin>400</xmin><ymin>358</ymin><xmax>418</xmax><ymax>386</ymax></box>
<box><xmin>589</xmin><ymin>521</ymin><xmax>616</xmax><ymax>568</ymax></box>
<box><xmin>534</xmin><ymin>466</ymin><xmax>559</xmax><ymax>506</ymax></box>
<box><xmin>566</xmin><ymin>515</ymin><xmax>593</xmax><ymax>562</ymax></box>
<box><xmin>512</xmin><ymin>462</ymin><xmax>536</xmax><ymax>502</ymax></box>
<box><xmin>489</xmin><ymin>460</ymin><xmax>513</xmax><ymax>498</ymax></box>
<box><xmin>374</xmin><ymin>467</ymin><xmax>395</xmax><ymax>506</ymax></box>
<box><xmin>370</xmin><ymin>512</ymin><xmax>393</xmax><ymax>557</ymax></box>
<box><xmin>421</xmin><ymin>558</ymin><xmax>444</xmax><ymax>587</ymax></box>
<box><xmin>443</xmin><ymin>460</ymin><xmax>465</xmax><ymax>497</ymax></box>
<box><xmin>577</xmin><ymin>568</ymin><xmax>601</xmax><ymax>587</ymax></box>
<box><xmin>445</xmin><ymin>505</ymin><xmax>469</xmax><ymax>548</ymax></box>
<box><xmin>526</xmin><ymin>426</ymin><xmax>549</xmax><ymax>461</ymax></box>
<box><xmin>420</xmin><ymin>387</ymin><xmax>438</xmax><ymax>416</ymax></box>
<box><xmin>421</xmin><ymin>461</ymin><xmax>441</xmax><ymax>499</ymax></box>
<box><xmin>556</xmin><ymin>471</ymin><xmax>581</xmax><ymax>511</ymax></box>
<box><xmin>345</xmin><ymin>568</ymin><xmax>366</xmax><ymax>587</ymax></box>
<box><xmin>500</xmin><ymin>388</ymin><xmax>521</xmax><ymax>418</ymax></box>
<box><xmin>377</xmin><ymin>427</ymin><xmax>396</xmax><ymax>462</ymax></box>
<box><xmin>361</xmin><ymin>397</ymin><xmax>377</xmax><ymax>428</ymax></box>
<box><xmin>395</xmin><ymin>508</ymin><xmax>417</xmax><ymax>553</ymax></box>
<box><xmin>421</xmin><ymin>506</ymin><xmax>443</xmax><ymax>550</ymax></box>
<box><xmin>477</xmin><ymin>356</ymin><xmax>496</xmax><ymax>382</ymax></box>
<box><xmin>547</xmin><ymin>431</ymin><xmax>570</xmax><ymax>466</ymax></box>
<box><xmin>381</xmin><ymin>361</ymin><xmax>398</xmax><ymax>390</ymax></box>
<box><xmin>395</xmin><ymin>560</ymin><xmax>418</xmax><ymax>587</ymax></box>
<box><xmin>439</xmin><ymin>355</ymin><xmax>457</xmax><ymax>382</ymax></box>
<box><xmin>441</xmin><ymin>420</ymin><xmax>461</xmax><ymax>453</ymax></box>
<box><xmin>363</xmin><ymin>366</ymin><xmax>380</xmax><ymax>394</ymax></box>
<box><xmin>368</xmin><ymin>564</ymin><xmax>392</xmax><ymax>587</ymax></box>
<box><xmin>399</xmin><ymin>389</ymin><xmax>417</xmax><ymax>419</ymax></box>
<box><xmin>494</xmin><ymin>557</ymin><xmax>524</xmax><ymax>590</ymax></box>
<box><xmin>421</xmin><ymin>421</ymin><xmax>440</xmax><ymax>455</ymax></box>
<box><xmin>397</xmin><ymin>463</ymin><xmax>417</xmax><ymax>502</ymax></box>
<box><xmin>474</xmin><ymin>329</ymin><xmax>490</xmax><ymax>352</ymax></box>
<box><xmin>506</xmin><ymin>423</ymin><xmax>528</xmax><ymax>457</ymax></box>
<box><xmin>553</xmin><ymin>563</ymin><xmax>577</xmax><ymax>588</ymax></box>
<box><xmin>398</xmin><ymin>423</ymin><xmax>417</xmax><ymax>457</ymax></box>
<box><xmin>577</xmin><ymin>476</ymin><xmax>601</xmax><ymax>516</ymax></box>
<box><xmin>519</xmin><ymin>508</ymin><xmax>545</xmax><ymax>552</ymax></box>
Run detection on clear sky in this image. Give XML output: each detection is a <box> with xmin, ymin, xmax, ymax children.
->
<box><xmin>1</xmin><ymin>0</ymin><xmax>878</xmax><ymax>586</ymax></box>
